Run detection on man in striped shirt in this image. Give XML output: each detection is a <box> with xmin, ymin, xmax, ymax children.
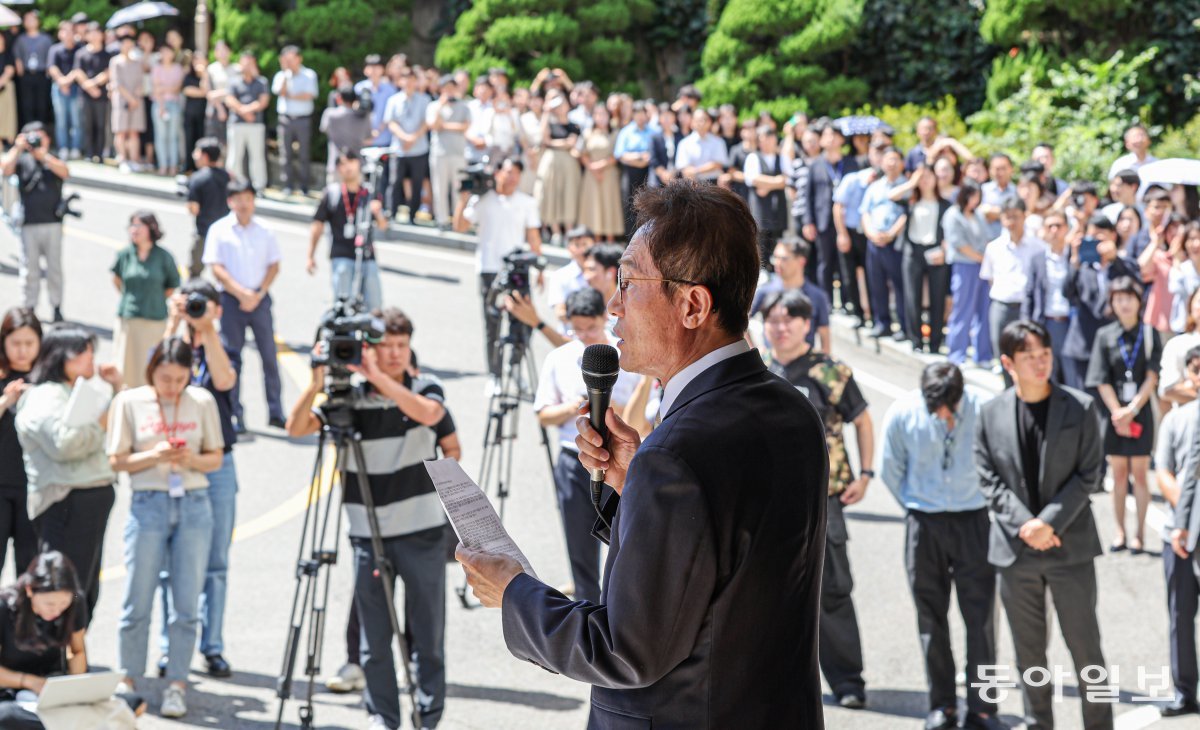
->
<box><xmin>286</xmin><ymin>307</ymin><xmax>449</xmax><ymax>730</ymax></box>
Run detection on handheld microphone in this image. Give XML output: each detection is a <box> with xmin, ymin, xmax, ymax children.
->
<box><xmin>581</xmin><ymin>344</ymin><xmax>620</xmax><ymax>515</ymax></box>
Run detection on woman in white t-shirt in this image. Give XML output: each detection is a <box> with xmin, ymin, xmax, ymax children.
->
<box><xmin>107</xmin><ymin>337</ymin><xmax>223</xmax><ymax>720</ymax></box>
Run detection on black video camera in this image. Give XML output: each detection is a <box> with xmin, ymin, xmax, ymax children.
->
<box><xmin>312</xmin><ymin>300</ymin><xmax>385</xmax><ymax>404</ymax></box>
<box><xmin>493</xmin><ymin>249</ymin><xmax>544</xmax><ymax>299</ymax></box>
<box><xmin>460</xmin><ymin>160</ymin><xmax>496</xmax><ymax>196</ymax></box>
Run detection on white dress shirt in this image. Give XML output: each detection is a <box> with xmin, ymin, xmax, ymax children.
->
<box><xmin>534</xmin><ymin>338</ymin><xmax>638</xmax><ymax>449</ymax></box>
<box><xmin>675</xmin><ymin>132</ymin><xmax>730</xmax><ymax>181</ymax></box>
<box><xmin>271</xmin><ymin>66</ymin><xmax>319</xmax><ymax>117</ymax></box>
<box><xmin>463</xmin><ymin>190</ymin><xmax>541</xmax><ymax>274</ymax></box>
<box><xmin>980</xmin><ymin>230</ymin><xmax>1046</xmax><ymax>304</ymax></box>
<box><xmin>657</xmin><ymin>339</ymin><xmax>751</xmax><ymax>420</ymax></box>
<box><xmin>201</xmin><ymin>213</ymin><xmax>282</xmax><ymax>291</ymax></box>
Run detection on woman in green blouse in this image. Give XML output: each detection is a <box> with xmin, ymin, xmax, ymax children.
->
<box><xmin>111</xmin><ymin>211</ymin><xmax>179</xmax><ymax>388</ymax></box>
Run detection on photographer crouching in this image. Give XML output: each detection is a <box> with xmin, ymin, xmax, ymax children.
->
<box><xmin>452</xmin><ymin>157</ymin><xmax>543</xmax><ymax>387</ymax></box>
<box><xmin>285</xmin><ymin>308</ymin><xmax>449</xmax><ymax>730</ymax></box>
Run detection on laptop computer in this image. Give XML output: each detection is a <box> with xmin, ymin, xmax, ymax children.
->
<box><xmin>36</xmin><ymin>671</ymin><xmax>123</xmax><ymax>711</ymax></box>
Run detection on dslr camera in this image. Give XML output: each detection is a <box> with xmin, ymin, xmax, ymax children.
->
<box><xmin>311</xmin><ymin>299</ymin><xmax>385</xmax><ymax>406</ymax></box>
<box><xmin>460</xmin><ymin>160</ymin><xmax>496</xmax><ymax>196</ymax></box>
<box><xmin>488</xmin><ymin>248</ymin><xmax>545</xmax><ymax>311</ymax></box>
<box><xmin>24</xmin><ymin>131</ymin><xmax>42</xmax><ymax>149</ymax></box>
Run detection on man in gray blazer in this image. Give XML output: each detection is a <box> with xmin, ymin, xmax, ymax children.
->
<box><xmin>458</xmin><ymin>180</ymin><xmax>829</xmax><ymax>729</ymax></box>
<box><xmin>976</xmin><ymin>319</ymin><xmax>1113</xmax><ymax>730</ymax></box>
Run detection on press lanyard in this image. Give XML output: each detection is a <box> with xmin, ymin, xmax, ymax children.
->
<box><xmin>1117</xmin><ymin>326</ymin><xmax>1143</xmax><ymax>383</ymax></box>
<box><xmin>341</xmin><ymin>185</ymin><xmax>363</xmax><ymax>220</ymax></box>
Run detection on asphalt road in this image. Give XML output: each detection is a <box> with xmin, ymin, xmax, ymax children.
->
<box><xmin>0</xmin><ymin>182</ymin><xmax>1194</xmax><ymax>729</ymax></box>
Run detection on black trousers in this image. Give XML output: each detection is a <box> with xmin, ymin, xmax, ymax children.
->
<box><xmin>80</xmin><ymin>95</ymin><xmax>109</xmax><ymax>160</ymax></box>
<box><xmin>820</xmin><ymin>495</ymin><xmax>865</xmax><ymax>697</ymax></box>
<box><xmin>619</xmin><ymin>164</ymin><xmax>649</xmax><ymax>238</ymax></box>
<box><xmin>814</xmin><ymin>225</ymin><xmax>839</xmax><ymax>305</ymax></box>
<box><xmin>552</xmin><ymin>449</ymin><xmax>604</xmax><ymax>603</ymax></box>
<box><xmin>184</xmin><ymin>108</ymin><xmax>206</xmax><ymax>173</ymax></box>
<box><xmin>998</xmin><ymin>557</ymin><xmax>1113</xmax><ymax>730</ymax></box>
<box><xmin>17</xmin><ymin>73</ymin><xmax>49</xmax><ymax>129</ymax></box>
<box><xmin>33</xmin><ymin>485</ymin><xmax>115</xmax><ymax>627</ymax></box>
<box><xmin>757</xmin><ymin>229</ymin><xmax>782</xmax><ymax>272</ymax></box>
<box><xmin>0</xmin><ymin>701</ymin><xmax>42</xmax><ymax>729</ymax></box>
<box><xmin>353</xmin><ymin>530</ymin><xmax>446</xmax><ymax>729</ymax></box>
<box><xmin>840</xmin><ymin>230</ymin><xmax>869</xmax><ymax>319</ymax></box>
<box><xmin>902</xmin><ymin>244</ymin><xmax>951</xmax><ymax>351</ymax></box>
<box><xmin>0</xmin><ymin>486</ymin><xmax>37</xmax><ymax>578</ymax></box>
<box><xmin>1165</xmin><ymin>547</ymin><xmax>1199</xmax><ymax>704</ymax></box>
<box><xmin>905</xmin><ymin>508</ymin><xmax>997</xmax><ymax>714</ymax></box>
<box><xmin>390</xmin><ymin>152</ymin><xmax>429</xmax><ymax>222</ymax></box>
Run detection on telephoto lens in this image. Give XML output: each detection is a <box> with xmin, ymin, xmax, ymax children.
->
<box><xmin>184</xmin><ymin>293</ymin><xmax>209</xmax><ymax>319</ymax></box>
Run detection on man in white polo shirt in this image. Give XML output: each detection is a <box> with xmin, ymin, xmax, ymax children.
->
<box><xmin>202</xmin><ymin>178</ymin><xmax>285</xmax><ymax>431</ymax></box>
<box><xmin>980</xmin><ymin>198</ymin><xmax>1046</xmax><ymax>385</ymax></box>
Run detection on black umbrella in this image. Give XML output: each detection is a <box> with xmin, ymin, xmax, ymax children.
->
<box><xmin>106</xmin><ymin>1</ymin><xmax>180</xmax><ymax>29</ymax></box>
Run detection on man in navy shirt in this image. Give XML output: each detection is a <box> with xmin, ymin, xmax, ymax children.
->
<box><xmin>752</xmin><ymin>236</ymin><xmax>832</xmax><ymax>353</ymax></box>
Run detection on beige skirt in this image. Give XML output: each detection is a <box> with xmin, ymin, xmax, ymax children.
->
<box><xmin>113</xmin><ymin>317</ymin><xmax>165</xmax><ymax>388</ymax></box>
<box><xmin>0</xmin><ymin>83</ymin><xmax>16</xmax><ymax>142</ymax></box>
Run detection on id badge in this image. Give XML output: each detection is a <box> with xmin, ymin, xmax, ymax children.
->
<box><xmin>167</xmin><ymin>471</ymin><xmax>185</xmax><ymax>498</ymax></box>
<box><xmin>343</xmin><ymin>222</ymin><xmax>356</xmax><ymax>239</ymax></box>
<box><xmin>1121</xmin><ymin>380</ymin><xmax>1137</xmax><ymax>403</ymax></box>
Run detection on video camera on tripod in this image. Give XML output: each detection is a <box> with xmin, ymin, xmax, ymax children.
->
<box><xmin>311</xmin><ymin>300</ymin><xmax>384</xmax><ymax>409</ymax></box>
<box><xmin>487</xmin><ymin>248</ymin><xmax>546</xmax><ymax>309</ymax></box>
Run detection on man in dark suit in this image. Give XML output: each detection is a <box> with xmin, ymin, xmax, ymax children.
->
<box><xmin>794</xmin><ymin>118</ymin><xmax>860</xmax><ymax>307</ymax></box>
<box><xmin>976</xmin><ymin>320</ymin><xmax>1113</xmax><ymax>730</ymax></box>
<box><xmin>457</xmin><ymin>180</ymin><xmax>829</xmax><ymax>729</ymax></box>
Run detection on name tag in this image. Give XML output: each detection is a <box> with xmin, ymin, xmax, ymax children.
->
<box><xmin>168</xmin><ymin>471</ymin><xmax>185</xmax><ymax>498</ymax></box>
<box><xmin>1120</xmin><ymin>380</ymin><xmax>1137</xmax><ymax>403</ymax></box>
<box><xmin>343</xmin><ymin>222</ymin><xmax>356</xmax><ymax>240</ymax></box>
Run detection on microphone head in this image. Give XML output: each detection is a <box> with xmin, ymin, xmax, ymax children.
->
<box><xmin>582</xmin><ymin>343</ymin><xmax>620</xmax><ymax>390</ymax></box>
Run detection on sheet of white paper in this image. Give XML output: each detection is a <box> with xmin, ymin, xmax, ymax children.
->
<box><xmin>62</xmin><ymin>377</ymin><xmax>108</xmax><ymax>428</ymax></box>
<box><xmin>425</xmin><ymin>458</ymin><xmax>537</xmax><ymax>579</ymax></box>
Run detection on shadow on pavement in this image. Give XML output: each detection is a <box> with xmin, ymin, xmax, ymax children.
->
<box><xmin>844</xmin><ymin>511</ymin><xmax>905</xmax><ymax>524</ymax></box>
<box><xmin>447</xmin><ymin>681</ymin><xmax>585</xmax><ymax>711</ymax></box>
<box><xmin>378</xmin><ymin>264</ymin><xmax>461</xmax><ymax>285</ymax></box>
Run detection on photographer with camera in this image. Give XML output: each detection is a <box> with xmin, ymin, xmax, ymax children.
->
<box><xmin>453</xmin><ymin>157</ymin><xmax>544</xmax><ymax>382</ymax></box>
<box><xmin>533</xmin><ymin>287</ymin><xmax>637</xmax><ymax>602</ymax></box>
<box><xmin>2</xmin><ymin>122</ymin><xmax>69</xmax><ymax>322</ymax></box>
<box><xmin>285</xmin><ymin>308</ymin><xmax>450</xmax><ymax>730</ymax></box>
<box><xmin>160</xmin><ymin>279</ymin><xmax>239</xmax><ymax>679</ymax></box>
<box><xmin>319</xmin><ymin>87</ymin><xmax>372</xmax><ymax>180</ymax></box>
<box><xmin>307</xmin><ymin>150</ymin><xmax>387</xmax><ymax>311</ymax></box>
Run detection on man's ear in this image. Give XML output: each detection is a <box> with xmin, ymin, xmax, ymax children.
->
<box><xmin>677</xmin><ymin>285</ymin><xmax>716</xmax><ymax>331</ymax></box>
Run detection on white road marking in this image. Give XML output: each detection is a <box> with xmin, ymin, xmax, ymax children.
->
<box><xmin>1115</xmin><ymin>704</ymin><xmax>1163</xmax><ymax>730</ymax></box>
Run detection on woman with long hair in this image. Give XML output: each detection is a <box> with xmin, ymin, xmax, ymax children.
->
<box><xmin>1115</xmin><ymin>205</ymin><xmax>1143</xmax><ymax>258</ymax></box>
<box><xmin>900</xmin><ymin>164</ymin><xmax>951</xmax><ymax>352</ymax></box>
<box><xmin>181</xmin><ymin>54</ymin><xmax>210</xmax><ymax>174</ymax></box>
<box><xmin>1086</xmin><ymin>277</ymin><xmax>1161</xmax><ymax>554</ymax></box>
<box><xmin>109</xmin><ymin>32</ymin><xmax>145</xmax><ymax>173</ymax></box>
<box><xmin>1168</xmin><ymin>222</ymin><xmax>1200</xmax><ymax>335</ymax></box>
<box><xmin>1159</xmin><ymin>287</ymin><xmax>1200</xmax><ymax>404</ymax></box>
<box><xmin>0</xmin><ymin>34</ymin><xmax>17</xmax><ymax>146</ymax></box>
<box><xmin>150</xmin><ymin>44</ymin><xmax>184</xmax><ymax>176</ymax></box>
<box><xmin>0</xmin><ymin>309</ymin><xmax>40</xmax><ymax>578</ymax></box>
<box><xmin>577</xmin><ymin>105</ymin><xmax>623</xmax><ymax>241</ymax></box>
<box><xmin>108</xmin><ymin>337</ymin><xmax>223</xmax><ymax>719</ymax></box>
<box><xmin>534</xmin><ymin>89</ymin><xmax>581</xmax><ymax>245</ymax></box>
<box><xmin>14</xmin><ymin>327</ymin><xmax>121</xmax><ymax>627</ymax></box>
<box><xmin>944</xmin><ymin>180</ymin><xmax>993</xmax><ymax>365</ymax></box>
<box><xmin>111</xmin><ymin>211</ymin><xmax>179</xmax><ymax>389</ymax></box>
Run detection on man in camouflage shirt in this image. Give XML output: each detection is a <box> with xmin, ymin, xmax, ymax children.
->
<box><xmin>763</xmin><ymin>287</ymin><xmax>875</xmax><ymax>710</ymax></box>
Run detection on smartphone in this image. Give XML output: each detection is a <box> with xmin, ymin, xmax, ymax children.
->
<box><xmin>1078</xmin><ymin>236</ymin><xmax>1100</xmax><ymax>265</ymax></box>
<box><xmin>1128</xmin><ymin>422</ymin><xmax>1143</xmax><ymax>439</ymax></box>
<box><xmin>168</xmin><ymin>437</ymin><xmax>186</xmax><ymax>449</ymax></box>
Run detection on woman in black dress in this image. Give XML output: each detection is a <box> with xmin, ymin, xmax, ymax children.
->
<box><xmin>1085</xmin><ymin>276</ymin><xmax>1160</xmax><ymax>554</ymax></box>
<box><xmin>0</xmin><ymin>308</ymin><xmax>40</xmax><ymax>579</ymax></box>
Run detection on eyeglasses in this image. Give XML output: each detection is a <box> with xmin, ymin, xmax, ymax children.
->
<box><xmin>1045</xmin><ymin>222</ymin><xmax>1065</xmax><ymax>229</ymax></box>
<box><xmin>616</xmin><ymin>267</ymin><xmax>702</xmax><ymax>302</ymax></box>
<box><xmin>769</xmin><ymin>253</ymin><xmax>795</xmax><ymax>264</ymax></box>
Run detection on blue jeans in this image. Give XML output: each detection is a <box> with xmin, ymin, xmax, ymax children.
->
<box><xmin>946</xmin><ymin>262</ymin><xmax>992</xmax><ymax>365</ymax></box>
<box><xmin>158</xmin><ymin>452</ymin><xmax>238</xmax><ymax>657</ymax></box>
<box><xmin>151</xmin><ymin>98</ymin><xmax>183</xmax><ymax>170</ymax></box>
<box><xmin>50</xmin><ymin>84</ymin><xmax>81</xmax><ymax>152</ymax></box>
<box><xmin>865</xmin><ymin>241</ymin><xmax>907</xmax><ymax>332</ymax></box>
<box><xmin>119</xmin><ymin>489</ymin><xmax>212</xmax><ymax>683</ymax></box>
<box><xmin>331</xmin><ymin>256</ymin><xmax>382</xmax><ymax>312</ymax></box>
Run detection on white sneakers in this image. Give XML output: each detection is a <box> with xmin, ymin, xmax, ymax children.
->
<box><xmin>160</xmin><ymin>685</ymin><xmax>187</xmax><ymax>718</ymax></box>
<box><xmin>325</xmin><ymin>662</ymin><xmax>366</xmax><ymax>693</ymax></box>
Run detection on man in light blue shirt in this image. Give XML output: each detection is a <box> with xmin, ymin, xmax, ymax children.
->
<box><xmin>354</xmin><ymin>54</ymin><xmax>396</xmax><ymax>148</ymax></box>
<box><xmin>383</xmin><ymin>70</ymin><xmax>430</xmax><ymax>223</ymax></box>
<box><xmin>880</xmin><ymin>362</ymin><xmax>1001</xmax><ymax>730</ymax></box>
<box><xmin>833</xmin><ymin>144</ymin><xmax>880</xmax><ymax>324</ymax></box>
<box><xmin>271</xmin><ymin>45</ymin><xmax>319</xmax><ymax>195</ymax></box>
<box><xmin>614</xmin><ymin>102</ymin><xmax>656</xmax><ymax>232</ymax></box>
<box><xmin>981</xmin><ymin>153</ymin><xmax>1017</xmax><ymax>239</ymax></box>
<box><xmin>858</xmin><ymin>146</ymin><xmax>908</xmax><ymax>338</ymax></box>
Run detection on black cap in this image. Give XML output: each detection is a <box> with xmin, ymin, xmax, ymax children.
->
<box><xmin>19</xmin><ymin>121</ymin><xmax>45</xmax><ymax>135</ymax></box>
<box><xmin>566</xmin><ymin>225</ymin><xmax>593</xmax><ymax>241</ymax></box>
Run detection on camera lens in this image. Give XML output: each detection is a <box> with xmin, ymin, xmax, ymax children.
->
<box><xmin>184</xmin><ymin>294</ymin><xmax>209</xmax><ymax>319</ymax></box>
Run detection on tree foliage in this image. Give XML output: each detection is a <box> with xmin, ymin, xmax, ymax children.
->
<box><xmin>434</xmin><ymin>0</ymin><xmax>653</xmax><ymax>88</ymax></box>
<box><xmin>698</xmin><ymin>0</ymin><xmax>869</xmax><ymax>112</ymax></box>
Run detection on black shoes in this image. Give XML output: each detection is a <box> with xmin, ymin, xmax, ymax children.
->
<box><xmin>52</xmin><ymin>307</ymin><xmax>64</xmax><ymax>323</ymax></box>
<box><xmin>962</xmin><ymin>712</ymin><xmax>1008</xmax><ymax>729</ymax></box>
<box><xmin>156</xmin><ymin>655</ymin><xmax>167</xmax><ymax>678</ymax></box>
<box><xmin>268</xmin><ymin>416</ymin><xmax>287</xmax><ymax>430</ymax></box>
<box><xmin>925</xmin><ymin>708</ymin><xmax>956</xmax><ymax>730</ymax></box>
<box><xmin>1161</xmin><ymin>698</ymin><xmax>1199</xmax><ymax>716</ymax></box>
<box><xmin>205</xmin><ymin>653</ymin><xmax>233</xmax><ymax>678</ymax></box>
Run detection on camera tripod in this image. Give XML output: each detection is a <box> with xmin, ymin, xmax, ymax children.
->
<box><xmin>274</xmin><ymin>404</ymin><xmax>420</xmax><ymax>730</ymax></box>
<box><xmin>456</xmin><ymin>311</ymin><xmax>555</xmax><ymax>609</ymax></box>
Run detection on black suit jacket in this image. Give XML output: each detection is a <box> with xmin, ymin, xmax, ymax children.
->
<box><xmin>1061</xmin><ymin>257</ymin><xmax>1138</xmax><ymax>360</ymax></box>
<box><xmin>975</xmin><ymin>384</ymin><xmax>1104</xmax><ymax>568</ymax></box>
<box><xmin>794</xmin><ymin>154</ymin><xmax>859</xmax><ymax>232</ymax></box>
<box><xmin>502</xmin><ymin>350</ymin><xmax>828</xmax><ymax>729</ymax></box>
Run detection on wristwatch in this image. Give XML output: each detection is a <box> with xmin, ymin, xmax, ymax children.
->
<box><xmin>535</xmin><ymin>321</ymin><xmax>547</xmax><ymax>332</ymax></box>
<box><xmin>860</xmin><ymin>469</ymin><xmax>876</xmax><ymax>479</ymax></box>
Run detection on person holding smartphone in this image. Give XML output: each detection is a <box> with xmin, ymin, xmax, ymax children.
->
<box><xmin>107</xmin><ymin>337</ymin><xmax>223</xmax><ymax>719</ymax></box>
<box><xmin>1085</xmin><ymin>277</ymin><xmax>1160</xmax><ymax>555</ymax></box>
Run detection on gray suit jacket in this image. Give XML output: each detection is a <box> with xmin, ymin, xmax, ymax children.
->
<box><xmin>501</xmin><ymin>351</ymin><xmax>828</xmax><ymax>729</ymax></box>
<box><xmin>975</xmin><ymin>384</ymin><xmax>1104</xmax><ymax>567</ymax></box>
<box><xmin>1173</xmin><ymin>408</ymin><xmax>1200</xmax><ymax>551</ymax></box>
